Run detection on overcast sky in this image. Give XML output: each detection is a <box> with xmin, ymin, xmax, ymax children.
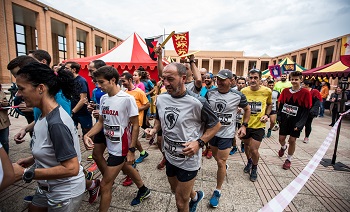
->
<box><xmin>39</xmin><ymin>0</ymin><xmax>350</xmax><ymax>57</ymax></box>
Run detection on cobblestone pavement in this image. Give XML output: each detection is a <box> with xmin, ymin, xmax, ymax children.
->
<box><xmin>1</xmin><ymin>112</ymin><xmax>350</xmax><ymax>212</ymax></box>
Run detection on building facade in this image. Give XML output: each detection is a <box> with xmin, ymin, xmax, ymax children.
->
<box><xmin>0</xmin><ymin>0</ymin><xmax>123</xmax><ymax>83</ymax></box>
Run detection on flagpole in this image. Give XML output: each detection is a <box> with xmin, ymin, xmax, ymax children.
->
<box><xmin>163</xmin><ymin>28</ymin><xmax>166</xmax><ymax>57</ymax></box>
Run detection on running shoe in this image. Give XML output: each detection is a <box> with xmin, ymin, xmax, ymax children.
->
<box><xmin>122</xmin><ymin>176</ymin><xmax>133</xmax><ymax>186</ymax></box>
<box><xmin>130</xmin><ymin>187</ymin><xmax>151</xmax><ymax>206</ymax></box>
<box><xmin>206</xmin><ymin>150</ymin><xmax>213</xmax><ymax>159</ymax></box>
<box><xmin>303</xmin><ymin>137</ymin><xmax>309</xmax><ymax>144</ymax></box>
<box><xmin>23</xmin><ymin>195</ymin><xmax>33</xmax><ymax>203</ymax></box>
<box><xmin>278</xmin><ymin>146</ymin><xmax>287</xmax><ymax>157</ymax></box>
<box><xmin>88</xmin><ymin>179</ymin><xmax>100</xmax><ymax>204</ymax></box>
<box><xmin>87</xmin><ymin>155</ymin><xmax>93</xmax><ymax>161</ymax></box>
<box><xmin>157</xmin><ymin>157</ymin><xmax>166</xmax><ymax>170</ymax></box>
<box><xmin>266</xmin><ymin>128</ymin><xmax>272</xmax><ymax>138</ymax></box>
<box><xmin>241</xmin><ymin>143</ymin><xmax>245</xmax><ymax>153</ymax></box>
<box><xmin>85</xmin><ymin>171</ymin><xmax>94</xmax><ymax>180</ymax></box>
<box><xmin>88</xmin><ymin>162</ymin><xmax>98</xmax><ymax>172</ymax></box>
<box><xmin>189</xmin><ymin>190</ymin><xmax>204</xmax><ymax>212</ymax></box>
<box><xmin>229</xmin><ymin>146</ymin><xmax>238</xmax><ymax>155</ymax></box>
<box><xmin>244</xmin><ymin>162</ymin><xmax>252</xmax><ymax>173</ymax></box>
<box><xmin>135</xmin><ymin>151</ymin><xmax>149</xmax><ymax>163</ymax></box>
<box><xmin>209</xmin><ymin>190</ymin><xmax>221</xmax><ymax>208</ymax></box>
<box><xmin>250</xmin><ymin>168</ymin><xmax>258</xmax><ymax>182</ymax></box>
<box><xmin>283</xmin><ymin>159</ymin><xmax>291</xmax><ymax>170</ymax></box>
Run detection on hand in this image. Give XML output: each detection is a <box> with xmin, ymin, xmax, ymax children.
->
<box><xmin>92</xmin><ymin>110</ymin><xmax>99</xmax><ymax>118</ymax></box>
<box><xmin>188</xmin><ymin>54</ymin><xmax>195</xmax><ymax>61</ymax></box>
<box><xmin>87</xmin><ymin>102</ymin><xmax>95</xmax><ymax>113</ymax></box>
<box><xmin>182</xmin><ymin>141</ymin><xmax>200</xmax><ymax>157</ymax></box>
<box><xmin>144</xmin><ymin>128</ymin><xmax>157</xmax><ymax>140</ymax></box>
<box><xmin>237</xmin><ymin>126</ymin><xmax>247</xmax><ymax>138</ymax></box>
<box><xmin>16</xmin><ymin>156</ymin><xmax>34</xmax><ymax>168</ymax></box>
<box><xmin>154</xmin><ymin>46</ymin><xmax>162</xmax><ymax>55</ymax></box>
<box><xmin>83</xmin><ymin>135</ymin><xmax>94</xmax><ymax>150</ymax></box>
<box><xmin>126</xmin><ymin>151</ymin><xmax>135</xmax><ymax>164</ymax></box>
<box><xmin>0</xmin><ymin>99</ymin><xmax>9</xmax><ymax>107</ymax></box>
<box><xmin>18</xmin><ymin>102</ymin><xmax>33</xmax><ymax>112</ymax></box>
<box><xmin>12</xmin><ymin>163</ymin><xmax>25</xmax><ymax>182</ymax></box>
<box><xmin>14</xmin><ymin>129</ymin><xmax>27</xmax><ymax>144</ymax></box>
<box><xmin>260</xmin><ymin>115</ymin><xmax>269</xmax><ymax>123</ymax></box>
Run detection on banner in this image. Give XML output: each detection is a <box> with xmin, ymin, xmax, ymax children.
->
<box><xmin>282</xmin><ymin>64</ymin><xmax>296</xmax><ymax>74</ymax></box>
<box><xmin>340</xmin><ymin>36</ymin><xmax>350</xmax><ymax>67</ymax></box>
<box><xmin>172</xmin><ymin>32</ymin><xmax>189</xmax><ymax>57</ymax></box>
<box><xmin>145</xmin><ymin>35</ymin><xmax>163</xmax><ymax>61</ymax></box>
<box><xmin>268</xmin><ymin>65</ymin><xmax>281</xmax><ymax>79</ymax></box>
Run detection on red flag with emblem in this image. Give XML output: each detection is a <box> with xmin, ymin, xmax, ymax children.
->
<box><xmin>172</xmin><ymin>32</ymin><xmax>189</xmax><ymax>57</ymax></box>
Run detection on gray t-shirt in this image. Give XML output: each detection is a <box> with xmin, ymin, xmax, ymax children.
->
<box><xmin>206</xmin><ymin>88</ymin><xmax>248</xmax><ymax>138</ymax></box>
<box><xmin>156</xmin><ymin>90</ymin><xmax>219</xmax><ymax>171</ymax></box>
<box><xmin>30</xmin><ymin>106</ymin><xmax>85</xmax><ymax>201</ymax></box>
<box><xmin>185</xmin><ymin>81</ymin><xmax>201</xmax><ymax>94</ymax></box>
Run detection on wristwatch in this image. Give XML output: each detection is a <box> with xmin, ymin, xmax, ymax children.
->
<box><xmin>197</xmin><ymin>138</ymin><xmax>205</xmax><ymax>148</ymax></box>
<box><xmin>23</xmin><ymin>166</ymin><xmax>36</xmax><ymax>183</ymax></box>
<box><xmin>128</xmin><ymin>147</ymin><xmax>136</xmax><ymax>153</ymax></box>
<box><xmin>242</xmin><ymin>122</ymin><xmax>248</xmax><ymax>128</ymax></box>
<box><xmin>265</xmin><ymin>114</ymin><xmax>270</xmax><ymax>118</ymax></box>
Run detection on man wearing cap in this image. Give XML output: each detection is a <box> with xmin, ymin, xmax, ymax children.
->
<box><xmin>241</xmin><ymin>69</ymin><xmax>272</xmax><ymax>182</ymax></box>
<box><xmin>206</xmin><ymin>69</ymin><xmax>251</xmax><ymax>208</ymax></box>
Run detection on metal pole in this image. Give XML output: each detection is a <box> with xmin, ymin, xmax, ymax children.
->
<box><xmin>331</xmin><ymin>91</ymin><xmax>346</xmax><ymax>165</ymax></box>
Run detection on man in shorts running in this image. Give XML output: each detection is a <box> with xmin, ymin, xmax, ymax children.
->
<box><xmin>241</xmin><ymin>69</ymin><xmax>272</xmax><ymax>182</ymax></box>
<box><xmin>84</xmin><ymin>66</ymin><xmax>151</xmax><ymax>211</ymax></box>
<box><xmin>145</xmin><ymin>62</ymin><xmax>221</xmax><ymax>212</ymax></box>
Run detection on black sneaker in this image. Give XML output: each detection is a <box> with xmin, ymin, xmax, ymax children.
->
<box><xmin>244</xmin><ymin>162</ymin><xmax>252</xmax><ymax>173</ymax></box>
<box><xmin>250</xmin><ymin>168</ymin><xmax>258</xmax><ymax>182</ymax></box>
<box><xmin>131</xmin><ymin>187</ymin><xmax>151</xmax><ymax>206</ymax></box>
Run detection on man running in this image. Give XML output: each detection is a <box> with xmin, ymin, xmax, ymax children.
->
<box><xmin>277</xmin><ymin>71</ymin><xmax>312</xmax><ymax>169</ymax></box>
<box><xmin>241</xmin><ymin>69</ymin><xmax>272</xmax><ymax>182</ymax></box>
<box><xmin>145</xmin><ymin>63</ymin><xmax>220</xmax><ymax>212</ymax></box>
<box><xmin>206</xmin><ymin>69</ymin><xmax>250</xmax><ymax>207</ymax></box>
<box><xmin>266</xmin><ymin>80</ymin><xmax>280</xmax><ymax>138</ymax></box>
<box><xmin>84</xmin><ymin>66</ymin><xmax>150</xmax><ymax>211</ymax></box>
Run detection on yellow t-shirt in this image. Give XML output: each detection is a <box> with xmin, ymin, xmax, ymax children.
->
<box><xmin>125</xmin><ymin>87</ymin><xmax>149</xmax><ymax>126</ymax></box>
<box><xmin>241</xmin><ymin>86</ymin><xmax>272</xmax><ymax>129</ymax></box>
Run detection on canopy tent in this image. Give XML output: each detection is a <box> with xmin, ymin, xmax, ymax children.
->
<box><xmin>262</xmin><ymin>57</ymin><xmax>306</xmax><ymax>77</ymax></box>
<box><xmin>302</xmin><ymin>60</ymin><xmax>350</xmax><ymax>78</ymax></box>
<box><xmin>65</xmin><ymin>32</ymin><xmax>168</xmax><ymax>94</ymax></box>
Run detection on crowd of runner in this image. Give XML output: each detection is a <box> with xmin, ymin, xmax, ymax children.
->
<box><xmin>0</xmin><ymin>47</ymin><xmax>348</xmax><ymax>212</ymax></box>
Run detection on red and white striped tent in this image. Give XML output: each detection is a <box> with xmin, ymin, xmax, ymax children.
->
<box><xmin>66</xmin><ymin>32</ymin><xmax>168</xmax><ymax>93</ymax></box>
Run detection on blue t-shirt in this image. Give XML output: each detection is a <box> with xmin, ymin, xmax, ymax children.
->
<box><xmin>200</xmin><ymin>85</ymin><xmax>217</xmax><ymax>97</ymax></box>
<box><xmin>33</xmin><ymin>90</ymin><xmax>71</xmax><ymax>122</ymax></box>
<box><xmin>92</xmin><ymin>86</ymin><xmax>105</xmax><ymax>104</ymax></box>
<box><xmin>141</xmin><ymin>79</ymin><xmax>154</xmax><ymax>101</ymax></box>
<box><xmin>71</xmin><ymin>75</ymin><xmax>90</xmax><ymax>115</ymax></box>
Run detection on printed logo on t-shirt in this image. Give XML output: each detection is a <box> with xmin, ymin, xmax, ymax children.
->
<box><xmin>164</xmin><ymin>107</ymin><xmax>180</xmax><ymax>129</ymax></box>
<box><xmin>215</xmin><ymin>99</ymin><xmax>227</xmax><ymax>113</ymax></box>
<box><xmin>248</xmin><ymin>101</ymin><xmax>262</xmax><ymax>115</ymax></box>
<box><xmin>282</xmin><ymin>103</ymin><xmax>298</xmax><ymax>116</ymax></box>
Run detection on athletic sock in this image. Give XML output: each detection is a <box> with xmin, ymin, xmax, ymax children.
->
<box><xmin>252</xmin><ymin>164</ymin><xmax>258</xmax><ymax>170</ymax></box>
<box><xmin>282</xmin><ymin>144</ymin><xmax>287</xmax><ymax>150</ymax></box>
<box><xmin>192</xmin><ymin>192</ymin><xmax>198</xmax><ymax>202</ymax></box>
<box><xmin>248</xmin><ymin>158</ymin><xmax>253</xmax><ymax>164</ymax></box>
<box><xmin>139</xmin><ymin>185</ymin><xmax>148</xmax><ymax>193</ymax></box>
<box><xmin>88</xmin><ymin>180</ymin><xmax>96</xmax><ymax>190</ymax></box>
<box><xmin>140</xmin><ymin>150</ymin><xmax>146</xmax><ymax>155</ymax></box>
<box><xmin>287</xmin><ymin>155</ymin><xmax>293</xmax><ymax>161</ymax></box>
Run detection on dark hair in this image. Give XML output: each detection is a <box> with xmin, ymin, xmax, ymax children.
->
<box><xmin>290</xmin><ymin>71</ymin><xmax>302</xmax><ymax>79</ymax></box>
<box><xmin>30</xmin><ymin>49</ymin><xmax>51</xmax><ymax>66</ymax></box>
<box><xmin>303</xmin><ymin>80</ymin><xmax>312</xmax><ymax>87</ymax></box>
<box><xmin>92</xmin><ymin>60</ymin><xmax>106</xmax><ymax>69</ymax></box>
<box><xmin>65</xmin><ymin>61</ymin><xmax>81</xmax><ymax>73</ymax></box>
<box><xmin>268</xmin><ymin>80</ymin><xmax>275</xmax><ymax>85</ymax></box>
<box><xmin>121</xmin><ymin>72</ymin><xmax>133</xmax><ymax>81</ymax></box>
<box><xmin>248</xmin><ymin>69</ymin><xmax>262</xmax><ymax>78</ymax></box>
<box><xmin>237</xmin><ymin>77</ymin><xmax>246</xmax><ymax>83</ymax></box>
<box><xmin>232</xmin><ymin>73</ymin><xmax>237</xmax><ymax>80</ymax></box>
<box><xmin>17</xmin><ymin>62</ymin><xmax>76</xmax><ymax>100</ymax></box>
<box><xmin>93</xmin><ymin>66</ymin><xmax>119</xmax><ymax>82</ymax></box>
<box><xmin>7</xmin><ymin>56</ymin><xmax>37</xmax><ymax>70</ymax></box>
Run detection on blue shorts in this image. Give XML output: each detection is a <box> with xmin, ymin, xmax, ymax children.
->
<box><xmin>72</xmin><ymin>114</ymin><xmax>93</xmax><ymax>129</ymax></box>
<box><xmin>209</xmin><ymin>136</ymin><xmax>233</xmax><ymax>150</ymax></box>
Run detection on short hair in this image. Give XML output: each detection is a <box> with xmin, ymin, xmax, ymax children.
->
<box><xmin>237</xmin><ymin>77</ymin><xmax>246</xmax><ymax>83</ymax></box>
<box><xmin>121</xmin><ymin>72</ymin><xmax>133</xmax><ymax>81</ymax></box>
<box><xmin>91</xmin><ymin>60</ymin><xmax>106</xmax><ymax>69</ymax></box>
<box><xmin>232</xmin><ymin>73</ymin><xmax>237</xmax><ymax>80</ymax></box>
<box><xmin>65</xmin><ymin>61</ymin><xmax>81</xmax><ymax>73</ymax></box>
<box><xmin>7</xmin><ymin>56</ymin><xmax>37</xmax><ymax>70</ymax></box>
<box><xmin>248</xmin><ymin>69</ymin><xmax>262</xmax><ymax>79</ymax></box>
<box><xmin>17</xmin><ymin>62</ymin><xmax>76</xmax><ymax>99</ymax></box>
<box><xmin>290</xmin><ymin>71</ymin><xmax>302</xmax><ymax>79</ymax></box>
<box><xmin>93</xmin><ymin>66</ymin><xmax>119</xmax><ymax>82</ymax></box>
<box><xmin>30</xmin><ymin>49</ymin><xmax>51</xmax><ymax>66</ymax></box>
<box><xmin>268</xmin><ymin>80</ymin><xmax>275</xmax><ymax>85</ymax></box>
<box><xmin>303</xmin><ymin>80</ymin><xmax>312</xmax><ymax>87</ymax></box>
<box><xmin>172</xmin><ymin>62</ymin><xmax>187</xmax><ymax>76</ymax></box>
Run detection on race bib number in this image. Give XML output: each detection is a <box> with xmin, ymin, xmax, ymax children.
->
<box><xmin>163</xmin><ymin>135</ymin><xmax>185</xmax><ymax>158</ymax></box>
<box><xmin>248</xmin><ymin>101</ymin><xmax>262</xmax><ymax>115</ymax></box>
<box><xmin>104</xmin><ymin>124</ymin><xmax>121</xmax><ymax>142</ymax></box>
<box><xmin>282</xmin><ymin>104</ymin><xmax>298</xmax><ymax>116</ymax></box>
<box><xmin>217</xmin><ymin>113</ymin><xmax>233</xmax><ymax>126</ymax></box>
<box><xmin>272</xmin><ymin>101</ymin><xmax>277</xmax><ymax>111</ymax></box>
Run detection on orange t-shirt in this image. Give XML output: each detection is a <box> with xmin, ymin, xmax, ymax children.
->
<box><xmin>125</xmin><ymin>87</ymin><xmax>149</xmax><ymax>126</ymax></box>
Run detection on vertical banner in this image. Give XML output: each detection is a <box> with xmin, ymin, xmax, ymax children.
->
<box><xmin>172</xmin><ymin>32</ymin><xmax>189</xmax><ymax>57</ymax></box>
<box><xmin>145</xmin><ymin>35</ymin><xmax>163</xmax><ymax>61</ymax></box>
<box><xmin>340</xmin><ymin>36</ymin><xmax>350</xmax><ymax>67</ymax></box>
<box><xmin>269</xmin><ymin>65</ymin><xmax>281</xmax><ymax>79</ymax></box>
<box><xmin>282</xmin><ymin>64</ymin><xmax>296</xmax><ymax>74</ymax></box>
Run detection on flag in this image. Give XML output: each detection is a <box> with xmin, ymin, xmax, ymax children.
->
<box><xmin>282</xmin><ymin>64</ymin><xmax>296</xmax><ymax>74</ymax></box>
<box><xmin>340</xmin><ymin>36</ymin><xmax>350</xmax><ymax>67</ymax></box>
<box><xmin>269</xmin><ymin>65</ymin><xmax>281</xmax><ymax>79</ymax></box>
<box><xmin>145</xmin><ymin>35</ymin><xmax>163</xmax><ymax>61</ymax></box>
<box><xmin>172</xmin><ymin>32</ymin><xmax>189</xmax><ymax>57</ymax></box>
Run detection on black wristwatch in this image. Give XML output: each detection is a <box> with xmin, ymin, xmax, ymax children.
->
<box><xmin>197</xmin><ymin>138</ymin><xmax>205</xmax><ymax>148</ymax></box>
<box><xmin>265</xmin><ymin>114</ymin><xmax>270</xmax><ymax>118</ymax></box>
<box><xmin>23</xmin><ymin>166</ymin><xmax>36</xmax><ymax>183</ymax></box>
<box><xmin>242</xmin><ymin>122</ymin><xmax>248</xmax><ymax>128</ymax></box>
<box><xmin>128</xmin><ymin>147</ymin><xmax>136</xmax><ymax>153</ymax></box>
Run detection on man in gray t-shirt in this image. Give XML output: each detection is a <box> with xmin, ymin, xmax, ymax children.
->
<box><xmin>146</xmin><ymin>62</ymin><xmax>220</xmax><ymax>212</ymax></box>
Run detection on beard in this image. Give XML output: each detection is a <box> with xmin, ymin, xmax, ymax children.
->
<box><xmin>281</xmin><ymin>78</ymin><xmax>286</xmax><ymax>82</ymax></box>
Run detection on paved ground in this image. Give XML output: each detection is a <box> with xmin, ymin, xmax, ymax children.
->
<box><xmin>0</xmin><ymin>111</ymin><xmax>350</xmax><ymax>212</ymax></box>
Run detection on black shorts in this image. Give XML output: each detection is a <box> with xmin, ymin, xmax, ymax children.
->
<box><xmin>279</xmin><ymin>121</ymin><xmax>302</xmax><ymax>138</ymax></box>
<box><xmin>107</xmin><ymin>154</ymin><xmax>126</xmax><ymax>167</ymax></box>
<box><xmin>241</xmin><ymin>128</ymin><xmax>265</xmax><ymax>142</ymax></box>
<box><xmin>209</xmin><ymin>136</ymin><xmax>233</xmax><ymax>150</ymax></box>
<box><xmin>166</xmin><ymin>160</ymin><xmax>198</xmax><ymax>182</ymax></box>
<box><xmin>270</xmin><ymin>110</ymin><xmax>277</xmax><ymax>115</ymax></box>
<box><xmin>94</xmin><ymin>130</ymin><xmax>106</xmax><ymax>144</ymax></box>
<box><xmin>157</xmin><ymin>129</ymin><xmax>163</xmax><ymax>136</ymax></box>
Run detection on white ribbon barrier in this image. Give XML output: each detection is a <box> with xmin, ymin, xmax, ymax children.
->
<box><xmin>260</xmin><ymin>109</ymin><xmax>350</xmax><ymax>212</ymax></box>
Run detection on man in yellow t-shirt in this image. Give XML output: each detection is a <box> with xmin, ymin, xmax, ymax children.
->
<box><xmin>274</xmin><ymin>74</ymin><xmax>292</xmax><ymax>93</ymax></box>
<box><xmin>241</xmin><ymin>69</ymin><xmax>272</xmax><ymax>182</ymax></box>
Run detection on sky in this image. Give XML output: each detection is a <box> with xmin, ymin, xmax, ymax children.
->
<box><xmin>39</xmin><ymin>0</ymin><xmax>350</xmax><ymax>57</ymax></box>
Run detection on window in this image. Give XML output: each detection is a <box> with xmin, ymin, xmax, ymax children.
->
<box><xmin>58</xmin><ymin>35</ymin><xmax>67</xmax><ymax>61</ymax></box>
<box><xmin>77</xmin><ymin>40</ymin><xmax>85</xmax><ymax>58</ymax></box>
<box><xmin>95</xmin><ymin>45</ymin><xmax>102</xmax><ymax>55</ymax></box>
<box><xmin>15</xmin><ymin>24</ymin><xmax>26</xmax><ymax>56</ymax></box>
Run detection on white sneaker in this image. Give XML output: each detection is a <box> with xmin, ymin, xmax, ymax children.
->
<box><xmin>303</xmin><ymin>137</ymin><xmax>309</xmax><ymax>144</ymax></box>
